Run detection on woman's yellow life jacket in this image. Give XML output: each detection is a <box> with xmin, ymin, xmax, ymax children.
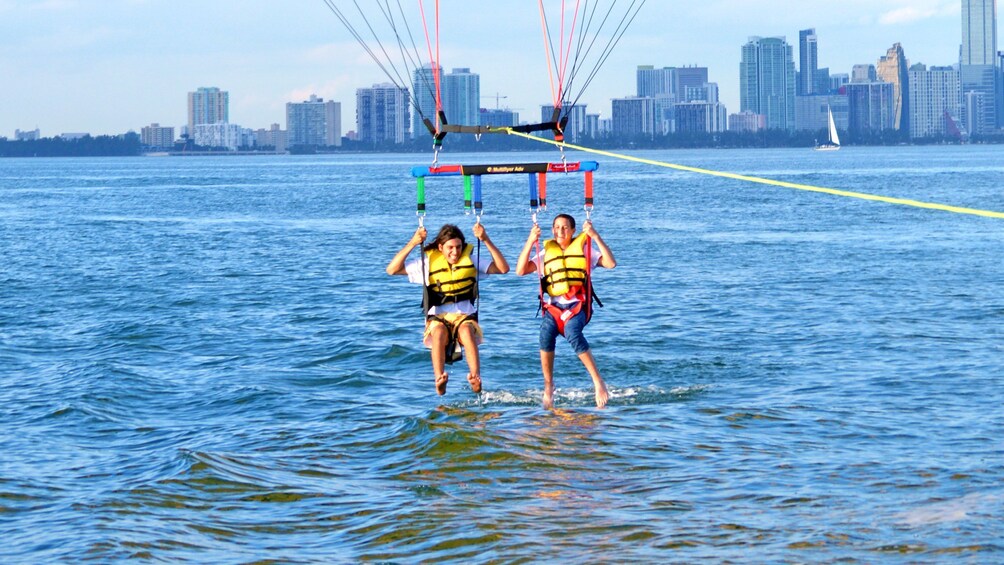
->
<box><xmin>541</xmin><ymin>233</ymin><xmax>590</xmax><ymax>298</ymax></box>
<box><xmin>424</xmin><ymin>243</ymin><xmax>478</xmax><ymax>307</ymax></box>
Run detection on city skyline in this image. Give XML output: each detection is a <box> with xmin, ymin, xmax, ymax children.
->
<box><xmin>1</xmin><ymin>1</ymin><xmax>965</xmax><ymax>136</ymax></box>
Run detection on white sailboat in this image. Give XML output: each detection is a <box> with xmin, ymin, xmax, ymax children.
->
<box><xmin>814</xmin><ymin>105</ymin><xmax>840</xmax><ymax>151</ymax></box>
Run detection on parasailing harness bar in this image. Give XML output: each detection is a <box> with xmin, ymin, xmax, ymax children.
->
<box><xmin>411</xmin><ymin>160</ymin><xmax>598</xmax><ymax>226</ymax></box>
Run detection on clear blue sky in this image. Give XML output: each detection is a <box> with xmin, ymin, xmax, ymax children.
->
<box><xmin>0</xmin><ymin>0</ymin><xmax>963</xmax><ymax>136</ymax></box>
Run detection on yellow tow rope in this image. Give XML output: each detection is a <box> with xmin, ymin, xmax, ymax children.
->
<box><xmin>503</xmin><ymin>128</ymin><xmax>1004</xmax><ymax>220</ymax></box>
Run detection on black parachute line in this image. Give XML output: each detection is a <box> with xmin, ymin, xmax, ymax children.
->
<box><xmin>319</xmin><ymin>1</ymin><xmax>646</xmax><ymax>144</ymax></box>
<box><xmin>319</xmin><ymin>0</ymin><xmax>436</xmax><ymax>129</ymax></box>
<box><xmin>537</xmin><ymin>0</ymin><xmax>647</xmax><ymax>126</ymax></box>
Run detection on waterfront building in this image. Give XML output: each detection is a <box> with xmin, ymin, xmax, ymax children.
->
<box><xmin>255</xmin><ymin>124</ymin><xmax>288</xmax><ymax>153</ymax></box>
<box><xmin>611</xmin><ymin>96</ymin><xmax>656</xmax><ymax>137</ymax></box>
<box><xmin>286</xmin><ymin>95</ymin><xmax>341</xmax><ymax>148</ymax></box>
<box><xmin>479</xmin><ymin>108</ymin><xmax>519</xmax><ymax>129</ymax></box>
<box><xmin>961</xmin><ymin>0</ymin><xmax>999</xmax><ymax>131</ymax></box>
<box><xmin>740</xmin><ymin>36</ymin><xmax>796</xmax><ymax>130</ymax></box>
<box><xmin>356</xmin><ymin>83</ymin><xmax>410</xmax><ymax>144</ymax></box>
<box><xmin>653</xmin><ymin>95</ymin><xmax>677</xmax><ymax>134</ymax></box>
<box><xmin>728</xmin><ymin>110</ymin><xmax>766</xmax><ymax>132</ymax></box>
<box><xmin>636</xmin><ymin>65</ymin><xmax>677</xmax><ymax>98</ymax></box>
<box><xmin>844</xmin><ymin>81</ymin><xmax>896</xmax><ymax>136</ymax></box>
<box><xmin>443</xmin><ymin>68</ymin><xmax>480</xmax><ymax>130</ymax></box>
<box><xmin>794</xmin><ymin>94</ymin><xmax>849</xmax><ymax>133</ymax></box>
<box><xmin>15</xmin><ymin>128</ymin><xmax>40</xmax><ymax>141</ymax></box>
<box><xmin>412</xmin><ymin>64</ymin><xmax>440</xmax><ymax>139</ymax></box>
<box><xmin>584</xmin><ymin>113</ymin><xmax>601</xmax><ymax>138</ymax></box>
<box><xmin>798</xmin><ymin>29</ymin><xmax>819</xmax><ymax>95</ymax></box>
<box><xmin>909</xmin><ymin>64</ymin><xmax>963</xmax><ymax>138</ymax></box>
<box><xmin>674</xmin><ymin>101</ymin><xmax>728</xmax><ymax>133</ymax></box>
<box><xmin>140</xmin><ymin>123</ymin><xmax>175</xmax><ymax>148</ymax></box>
<box><xmin>187</xmin><ymin>87</ymin><xmax>229</xmax><ymax>133</ymax></box>
<box><xmin>876</xmin><ymin>44</ymin><xmax>910</xmax><ymax>132</ymax></box>
<box><xmin>192</xmin><ymin>122</ymin><xmax>244</xmax><ymax>150</ymax></box>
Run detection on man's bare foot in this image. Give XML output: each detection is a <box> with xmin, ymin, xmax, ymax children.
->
<box><xmin>435</xmin><ymin>372</ymin><xmax>449</xmax><ymax>395</ymax></box>
<box><xmin>595</xmin><ymin>383</ymin><xmax>609</xmax><ymax>409</ymax></box>
<box><xmin>466</xmin><ymin>373</ymin><xmax>482</xmax><ymax>394</ymax></box>
<box><xmin>542</xmin><ymin>385</ymin><xmax>554</xmax><ymax>410</ymax></box>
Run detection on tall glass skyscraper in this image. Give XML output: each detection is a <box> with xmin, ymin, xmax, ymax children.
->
<box><xmin>443</xmin><ymin>68</ymin><xmax>480</xmax><ymax>129</ymax></box>
<box><xmin>412</xmin><ymin>65</ymin><xmax>440</xmax><ymax>139</ymax></box>
<box><xmin>961</xmin><ymin>0</ymin><xmax>998</xmax><ymax>131</ymax></box>
<box><xmin>740</xmin><ymin>36</ymin><xmax>796</xmax><ymax>130</ymax></box>
<box><xmin>798</xmin><ymin>29</ymin><xmax>818</xmax><ymax>96</ymax></box>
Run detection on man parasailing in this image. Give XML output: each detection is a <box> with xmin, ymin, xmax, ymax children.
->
<box><xmin>516</xmin><ymin>213</ymin><xmax>616</xmax><ymax>409</ymax></box>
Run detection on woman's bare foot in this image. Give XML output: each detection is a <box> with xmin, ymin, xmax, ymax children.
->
<box><xmin>466</xmin><ymin>373</ymin><xmax>482</xmax><ymax>394</ymax></box>
<box><xmin>435</xmin><ymin>372</ymin><xmax>449</xmax><ymax>395</ymax></box>
<box><xmin>594</xmin><ymin>383</ymin><xmax>609</xmax><ymax>409</ymax></box>
<box><xmin>542</xmin><ymin>384</ymin><xmax>554</xmax><ymax>410</ymax></box>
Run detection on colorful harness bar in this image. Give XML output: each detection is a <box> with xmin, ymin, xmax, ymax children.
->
<box><xmin>411</xmin><ymin>160</ymin><xmax>598</xmax><ymax>224</ymax></box>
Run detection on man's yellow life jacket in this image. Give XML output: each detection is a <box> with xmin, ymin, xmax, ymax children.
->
<box><xmin>541</xmin><ymin>233</ymin><xmax>590</xmax><ymax>298</ymax></box>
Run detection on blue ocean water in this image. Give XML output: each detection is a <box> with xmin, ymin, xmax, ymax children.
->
<box><xmin>1</xmin><ymin>146</ymin><xmax>1002</xmax><ymax>562</ymax></box>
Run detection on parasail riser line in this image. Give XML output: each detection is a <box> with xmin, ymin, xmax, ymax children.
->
<box><xmin>416</xmin><ymin>176</ymin><xmax>427</xmax><ymax>227</ymax></box>
<box><xmin>473</xmin><ymin>175</ymin><xmax>484</xmax><ymax>221</ymax></box>
<box><xmin>463</xmin><ymin>175</ymin><xmax>473</xmax><ymax>214</ymax></box>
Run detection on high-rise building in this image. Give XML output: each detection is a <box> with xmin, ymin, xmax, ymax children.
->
<box><xmin>674</xmin><ymin>101</ymin><xmax>728</xmax><ymax>133</ymax></box>
<box><xmin>740</xmin><ymin>36</ymin><xmax>796</xmax><ymax>130</ymax></box>
<box><xmin>443</xmin><ymin>68</ymin><xmax>480</xmax><ymax>129</ymax></box>
<box><xmin>479</xmin><ymin>108</ymin><xmax>519</xmax><ymax>128</ymax></box>
<box><xmin>844</xmin><ymin>81</ymin><xmax>896</xmax><ymax>136</ymax></box>
<box><xmin>683</xmin><ymin>82</ymin><xmax>719</xmax><ymax>104</ymax></box>
<box><xmin>636</xmin><ymin>66</ymin><xmax>677</xmax><ymax>98</ymax></box>
<box><xmin>356</xmin><ymin>83</ymin><xmax>410</xmax><ymax>144</ymax></box>
<box><xmin>187</xmin><ymin>87</ymin><xmax>229</xmax><ymax>133</ymax></box>
<box><xmin>611</xmin><ymin>96</ymin><xmax>656</xmax><ymax>137</ymax></box>
<box><xmin>728</xmin><ymin>111</ymin><xmax>766</xmax><ymax>132</ymax></box>
<box><xmin>909</xmin><ymin>64</ymin><xmax>963</xmax><ymax>138</ymax></box>
<box><xmin>677</xmin><ymin>66</ymin><xmax>709</xmax><ymax>94</ymax></box>
<box><xmin>412</xmin><ymin>64</ymin><xmax>441</xmax><ymax>139</ymax></box>
<box><xmin>851</xmin><ymin>64</ymin><xmax>877</xmax><ymax>83</ymax></box>
<box><xmin>409</xmin><ymin>65</ymin><xmax>481</xmax><ymax>137</ymax></box>
<box><xmin>798</xmin><ymin>29</ymin><xmax>819</xmax><ymax>95</ymax></box>
<box><xmin>961</xmin><ymin>0</ymin><xmax>999</xmax><ymax>131</ymax></box>
<box><xmin>141</xmin><ymin>123</ymin><xmax>175</xmax><ymax>148</ymax></box>
<box><xmin>794</xmin><ymin>95</ymin><xmax>849</xmax><ymax>133</ymax></box>
<box><xmin>876</xmin><ymin>44</ymin><xmax>910</xmax><ymax>132</ymax></box>
<box><xmin>286</xmin><ymin>95</ymin><xmax>342</xmax><ymax>147</ymax></box>
<box><xmin>255</xmin><ymin>124</ymin><xmax>288</xmax><ymax>153</ymax></box>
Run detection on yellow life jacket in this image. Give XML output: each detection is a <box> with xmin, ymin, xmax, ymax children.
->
<box><xmin>425</xmin><ymin>243</ymin><xmax>478</xmax><ymax>307</ymax></box>
<box><xmin>541</xmin><ymin>233</ymin><xmax>590</xmax><ymax>298</ymax></box>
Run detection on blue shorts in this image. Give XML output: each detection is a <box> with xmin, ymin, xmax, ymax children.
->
<box><xmin>539</xmin><ymin>306</ymin><xmax>590</xmax><ymax>355</ymax></box>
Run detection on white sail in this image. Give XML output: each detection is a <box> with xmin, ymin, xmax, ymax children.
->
<box><xmin>827</xmin><ymin>106</ymin><xmax>840</xmax><ymax>146</ymax></box>
<box><xmin>814</xmin><ymin>105</ymin><xmax>840</xmax><ymax>151</ymax></box>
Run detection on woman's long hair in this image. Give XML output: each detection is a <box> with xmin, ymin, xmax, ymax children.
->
<box><xmin>423</xmin><ymin>224</ymin><xmax>465</xmax><ymax>253</ymax></box>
